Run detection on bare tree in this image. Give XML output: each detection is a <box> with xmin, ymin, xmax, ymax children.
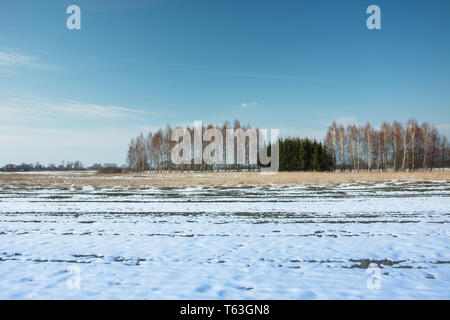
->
<box><xmin>401</xmin><ymin>125</ymin><xmax>409</xmax><ymax>171</ymax></box>
<box><xmin>338</xmin><ymin>125</ymin><xmax>346</xmax><ymax>172</ymax></box>
<box><xmin>381</xmin><ymin>122</ymin><xmax>391</xmax><ymax>171</ymax></box>
<box><xmin>376</xmin><ymin>130</ymin><xmax>383</xmax><ymax>171</ymax></box>
<box><xmin>364</xmin><ymin>123</ymin><xmax>373</xmax><ymax>171</ymax></box>
<box><xmin>408</xmin><ymin>119</ymin><xmax>418</xmax><ymax>170</ymax></box>
<box><xmin>347</xmin><ymin>125</ymin><xmax>357</xmax><ymax>171</ymax></box>
<box><xmin>421</xmin><ymin>122</ymin><xmax>430</xmax><ymax>170</ymax></box>
<box><xmin>392</xmin><ymin>121</ymin><xmax>402</xmax><ymax>171</ymax></box>
<box><xmin>325</xmin><ymin>122</ymin><xmax>338</xmax><ymax>171</ymax></box>
<box><xmin>429</xmin><ymin>126</ymin><xmax>439</xmax><ymax>171</ymax></box>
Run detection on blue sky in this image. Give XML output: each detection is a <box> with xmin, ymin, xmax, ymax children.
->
<box><xmin>0</xmin><ymin>0</ymin><xmax>449</xmax><ymax>165</ymax></box>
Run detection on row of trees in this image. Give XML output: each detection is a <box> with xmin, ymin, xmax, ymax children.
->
<box><xmin>3</xmin><ymin>119</ymin><xmax>447</xmax><ymax>173</ymax></box>
<box><xmin>128</xmin><ymin>119</ymin><xmax>449</xmax><ymax>173</ymax></box>
<box><xmin>0</xmin><ymin>161</ymin><xmax>123</xmax><ymax>172</ymax></box>
<box><xmin>324</xmin><ymin>119</ymin><xmax>450</xmax><ymax>171</ymax></box>
<box><xmin>127</xmin><ymin>120</ymin><xmax>267</xmax><ymax>172</ymax></box>
<box><xmin>127</xmin><ymin>120</ymin><xmax>334</xmax><ymax>172</ymax></box>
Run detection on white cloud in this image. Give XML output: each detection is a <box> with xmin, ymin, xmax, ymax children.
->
<box><xmin>47</xmin><ymin>101</ymin><xmax>154</xmax><ymax>119</ymax></box>
<box><xmin>0</xmin><ymin>51</ymin><xmax>34</xmax><ymax>66</ymax></box>
<box><xmin>0</xmin><ymin>50</ymin><xmax>59</xmax><ymax>71</ymax></box>
<box><xmin>241</xmin><ymin>102</ymin><xmax>258</xmax><ymax>108</ymax></box>
<box><xmin>0</xmin><ymin>95</ymin><xmax>159</xmax><ymax>165</ymax></box>
<box><xmin>0</xmin><ymin>97</ymin><xmax>155</xmax><ymax>121</ymax></box>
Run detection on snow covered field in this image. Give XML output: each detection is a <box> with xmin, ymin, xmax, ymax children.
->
<box><xmin>0</xmin><ymin>181</ymin><xmax>449</xmax><ymax>299</ymax></box>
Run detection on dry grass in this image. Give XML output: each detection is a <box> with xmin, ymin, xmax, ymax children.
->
<box><xmin>0</xmin><ymin>171</ymin><xmax>449</xmax><ymax>190</ymax></box>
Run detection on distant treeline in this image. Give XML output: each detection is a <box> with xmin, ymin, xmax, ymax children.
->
<box><xmin>324</xmin><ymin>119</ymin><xmax>450</xmax><ymax>171</ymax></box>
<box><xmin>0</xmin><ymin>161</ymin><xmax>124</xmax><ymax>173</ymax></box>
<box><xmin>3</xmin><ymin>119</ymin><xmax>448</xmax><ymax>173</ymax></box>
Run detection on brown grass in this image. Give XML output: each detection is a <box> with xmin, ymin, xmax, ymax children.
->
<box><xmin>0</xmin><ymin>171</ymin><xmax>449</xmax><ymax>190</ymax></box>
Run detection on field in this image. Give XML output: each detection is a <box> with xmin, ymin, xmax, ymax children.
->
<box><xmin>0</xmin><ymin>171</ymin><xmax>449</xmax><ymax>299</ymax></box>
<box><xmin>0</xmin><ymin>170</ymin><xmax>449</xmax><ymax>189</ymax></box>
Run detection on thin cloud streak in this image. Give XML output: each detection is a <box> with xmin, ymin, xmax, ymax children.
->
<box><xmin>0</xmin><ymin>47</ymin><xmax>332</xmax><ymax>83</ymax></box>
<box><xmin>0</xmin><ymin>97</ymin><xmax>157</xmax><ymax>122</ymax></box>
<box><xmin>80</xmin><ymin>54</ymin><xmax>335</xmax><ymax>83</ymax></box>
<box><xmin>0</xmin><ymin>49</ymin><xmax>60</xmax><ymax>71</ymax></box>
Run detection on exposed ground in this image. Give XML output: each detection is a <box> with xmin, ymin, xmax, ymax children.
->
<box><xmin>0</xmin><ymin>171</ymin><xmax>449</xmax><ymax>190</ymax></box>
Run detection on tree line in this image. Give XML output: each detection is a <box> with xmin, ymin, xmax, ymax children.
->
<box><xmin>2</xmin><ymin>119</ymin><xmax>448</xmax><ymax>173</ymax></box>
<box><xmin>0</xmin><ymin>161</ymin><xmax>123</xmax><ymax>173</ymax></box>
<box><xmin>324</xmin><ymin>119</ymin><xmax>450</xmax><ymax>171</ymax></box>
<box><xmin>127</xmin><ymin>119</ymin><xmax>333</xmax><ymax>172</ymax></box>
<box><xmin>127</xmin><ymin>120</ymin><xmax>266</xmax><ymax>172</ymax></box>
